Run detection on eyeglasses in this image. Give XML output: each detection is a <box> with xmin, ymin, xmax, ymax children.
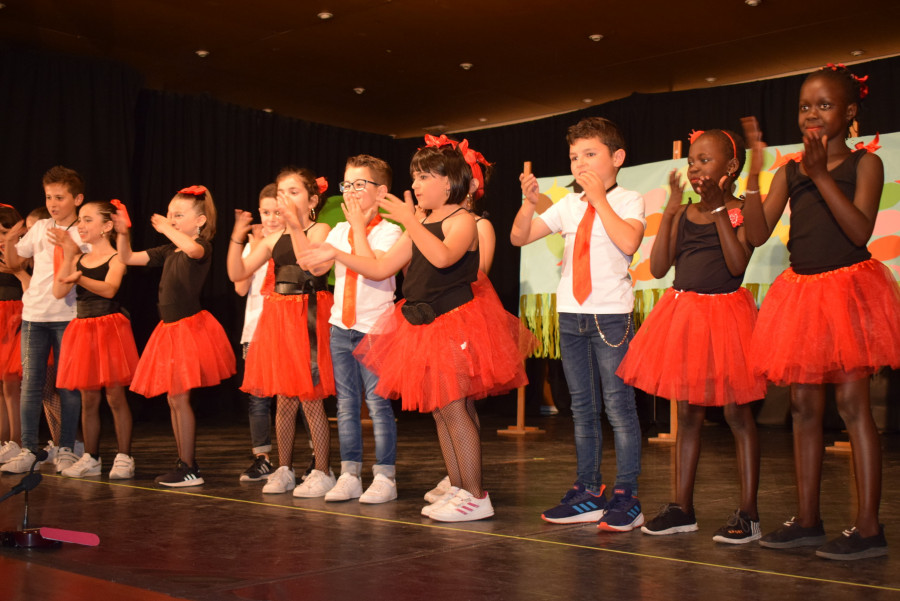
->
<box><xmin>338</xmin><ymin>179</ymin><xmax>381</xmax><ymax>193</ymax></box>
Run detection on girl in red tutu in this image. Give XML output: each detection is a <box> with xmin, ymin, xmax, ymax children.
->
<box><xmin>302</xmin><ymin>140</ymin><xmax>531</xmax><ymax>522</ymax></box>
<box><xmin>618</xmin><ymin>130</ymin><xmax>765</xmax><ymax>543</ymax></box>
<box><xmin>227</xmin><ymin>168</ymin><xmax>335</xmax><ymax>497</ymax></box>
<box><xmin>0</xmin><ymin>204</ymin><xmax>28</xmax><ymax>463</ymax></box>
<box><xmin>114</xmin><ymin>187</ymin><xmax>236</xmax><ymax>487</ymax></box>
<box><xmin>742</xmin><ymin>65</ymin><xmax>900</xmax><ymax>560</ymax></box>
<box><xmin>51</xmin><ymin>201</ymin><xmax>139</xmax><ymax>479</ymax></box>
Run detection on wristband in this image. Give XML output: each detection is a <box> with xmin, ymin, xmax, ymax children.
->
<box><xmin>744</xmin><ymin>189</ymin><xmax>760</xmax><ymax>195</ymax></box>
<box><xmin>709</xmin><ymin>206</ymin><xmax>727</xmax><ymax>215</ymax></box>
<box><xmin>230</xmin><ymin>237</ymin><xmax>247</xmax><ymax>245</ymax></box>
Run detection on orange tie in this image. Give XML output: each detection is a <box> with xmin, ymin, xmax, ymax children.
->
<box><xmin>53</xmin><ymin>245</ymin><xmax>64</xmax><ymax>277</ymax></box>
<box><xmin>572</xmin><ymin>204</ymin><xmax>595</xmax><ymax>304</ymax></box>
<box><xmin>342</xmin><ymin>215</ymin><xmax>382</xmax><ymax>328</ymax></box>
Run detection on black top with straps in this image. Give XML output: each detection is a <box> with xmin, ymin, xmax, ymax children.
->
<box><xmin>271</xmin><ymin>232</ymin><xmax>327</xmax><ymax>295</ymax></box>
<box><xmin>75</xmin><ymin>255</ymin><xmax>123</xmax><ymax>318</ymax></box>
<box><xmin>672</xmin><ymin>208</ymin><xmax>744</xmax><ymax>294</ymax></box>
<box><xmin>0</xmin><ymin>272</ymin><xmax>23</xmax><ymax>301</ymax></box>
<box><xmin>145</xmin><ymin>238</ymin><xmax>212</xmax><ymax>323</ymax></box>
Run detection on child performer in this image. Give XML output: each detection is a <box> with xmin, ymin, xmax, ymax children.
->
<box><xmin>1</xmin><ymin>166</ymin><xmax>87</xmax><ymax>474</ymax></box>
<box><xmin>302</xmin><ymin>139</ymin><xmax>531</xmax><ymax>522</ymax></box>
<box><xmin>0</xmin><ymin>204</ymin><xmax>29</xmax><ymax>463</ymax></box>
<box><xmin>52</xmin><ymin>201</ymin><xmax>140</xmax><ymax>479</ymax></box>
<box><xmin>617</xmin><ymin>130</ymin><xmax>766</xmax><ymax>542</ymax></box>
<box><xmin>743</xmin><ymin>65</ymin><xmax>900</xmax><ymax>560</ymax></box>
<box><xmin>115</xmin><ymin>186</ymin><xmax>236</xmax><ymax>487</ymax></box>
<box><xmin>235</xmin><ymin>183</ymin><xmax>283</xmax><ymax>482</ymax></box>
<box><xmin>512</xmin><ymin>117</ymin><xmax>645</xmax><ymax>531</ymax></box>
<box><xmin>228</xmin><ymin>168</ymin><xmax>335</xmax><ymax>497</ymax></box>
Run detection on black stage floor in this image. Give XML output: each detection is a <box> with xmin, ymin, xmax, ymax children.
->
<box><xmin>2</xmin><ymin>410</ymin><xmax>898</xmax><ymax>601</ymax></box>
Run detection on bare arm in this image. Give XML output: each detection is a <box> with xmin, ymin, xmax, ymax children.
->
<box><xmin>150</xmin><ymin>214</ymin><xmax>205</xmax><ymax>259</ymax></box>
<box><xmin>649</xmin><ymin>170</ymin><xmax>686</xmax><ymax>279</ymax></box>
<box><xmin>1</xmin><ymin>221</ymin><xmax>26</xmax><ymax>271</ymax></box>
<box><xmin>302</xmin><ymin>233</ymin><xmax>412</xmax><ymax>282</ymax></box>
<box><xmin>578</xmin><ymin>171</ymin><xmax>644</xmax><ymax>255</ymax></box>
<box><xmin>741</xmin><ymin>116</ymin><xmax>790</xmax><ymax>247</ymax></box>
<box><xmin>111</xmin><ymin>213</ymin><xmax>150</xmax><ymax>266</ymax></box>
<box><xmin>57</xmin><ymin>255</ymin><xmax>127</xmax><ymax>300</ymax></box>
<box><xmin>476</xmin><ymin>217</ymin><xmax>496</xmax><ymax>274</ymax></box>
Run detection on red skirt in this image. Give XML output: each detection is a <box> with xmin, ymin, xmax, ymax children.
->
<box><xmin>0</xmin><ymin>300</ymin><xmax>22</xmax><ymax>381</ymax></box>
<box><xmin>617</xmin><ymin>287</ymin><xmax>765</xmax><ymax>406</ymax></box>
<box><xmin>354</xmin><ymin>272</ymin><xmax>533</xmax><ymax>413</ymax></box>
<box><xmin>241</xmin><ymin>291</ymin><xmax>335</xmax><ymax>401</ymax></box>
<box><xmin>751</xmin><ymin>259</ymin><xmax>900</xmax><ymax>384</ymax></box>
<box><xmin>57</xmin><ymin>313</ymin><xmax>140</xmax><ymax>391</ymax></box>
<box><xmin>130</xmin><ymin>310</ymin><xmax>236</xmax><ymax>397</ymax></box>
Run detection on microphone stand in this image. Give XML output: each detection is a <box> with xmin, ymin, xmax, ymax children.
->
<box><xmin>1</xmin><ymin>452</ymin><xmax>59</xmax><ymax>548</ymax></box>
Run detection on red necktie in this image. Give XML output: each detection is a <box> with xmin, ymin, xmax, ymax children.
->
<box><xmin>53</xmin><ymin>245</ymin><xmax>64</xmax><ymax>277</ymax></box>
<box><xmin>342</xmin><ymin>215</ymin><xmax>382</xmax><ymax>328</ymax></box>
<box><xmin>572</xmin><ymin>204</ymin><xmax>595</xmax><ymax>304</ymax></box>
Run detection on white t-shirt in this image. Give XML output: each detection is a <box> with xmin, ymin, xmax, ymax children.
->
<box><xmin>16</xmin><ymin>218</ymin><xmax>90</xmax><ymax>322</ymax></box>
<box><xmin>537</xmin><ymin>187</ymin><xmax>645</xmax><ymax>314</ymax></box>
<box><xmin>326</xmin><ymin>219</ymin><xmax>402</xmax><ymax>333</ymax></box>
<box><xmin>240</xmin><ymin>243</ymin><xmax>270</xmax><ymax>344</ymax></box>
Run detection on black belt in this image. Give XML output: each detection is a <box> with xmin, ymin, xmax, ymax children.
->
<box><xmin>401</xmin><ymin>286</ymin><xmax>474</xmax><ymax>325</ymax></box>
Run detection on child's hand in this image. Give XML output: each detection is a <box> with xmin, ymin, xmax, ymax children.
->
<box><xmin>276</xmin><ymin>193</ymin><xmax>302</xmax><ymax>229</ymax></box>
<box><xmin>110</xmin><ymin>199</ymin><xmax>132</xmax><ymax>228</ymax></box>
<box><xmin>150</xmin><ymin>213</ymin><xmax>171</xmax><ymax>233</ymax></box>
<box><xmin>232</xmin><ymin>209</ymin><xmax>254</xmax><ymax>242</ymax></box>
<box><xmin>519</xmin><ymin>173</ymin><xmax>541</xmax><ymax>206</ymax></box>
<box><xmin>377</xmin><ymin>191</ymin><xmax>416</xmax><ymax>225</ymax></box>
<box><xmin>46</xmin><ymin>228</ymin><xmax>77</xmax><ymax>252</ymax></box>
<box><xmin>801</xmin><ymin>131</ymin><xmax>828</xmax><ymax>178</ymax></box>
<box><xmin>299</xmin><ymin>242</ymin><xmax>336</xmax><ymax>270</ymax></box>
<box><xmin>2</xmin><ymin>220</ymin><xmax>24</xmax><ymax>245</ymax></box>
<box><xmin>341</xmin><ymin>195</ymin><xmax>372</xmax><ymax>231</ymax></box>
<box><xmin>665</xmin><ymin>170</ymin><xmax>686</xmax><ymax>214</ymax></box>
<box><xmin>576</xmin><ymin>171</ymin><xmax>608</xmax><ymax>208</ymax></box>
<box><xmin>740</xmin><ymin>117</ymin><xmax>767</xmax><ymax>175</ymax></box>
<box><xmin>696</xmin><ymin>176</ymin><xmax>728</xmax><ymax>213</ymax></box>
<box><xmin>110</xmin><ymin>211</ymin><xmax>131</xmax><ymax>234</ymax></box>
<box><xmin>59</xmin><ymin>270</ymin><xmax>82</xmax><ymax>284</ymax></box>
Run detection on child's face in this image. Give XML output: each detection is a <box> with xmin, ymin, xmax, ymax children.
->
<box><xmin>278</xmin><ymin>174</ymin><xmax>317</xmax><ymax>215</ymax></box>
<box><xmin>76</xmin><ymin>204</ymin><xmax>112</xmax><ymax>244</ymax></box>
<box><xmin>342</xmin><ymin>166</ymin><xmax>383</xmax><ymax>215</ymax></box>
<box><xmin>258</xmin><ymin>196</ymin><xmax>283</xmax><ymax>235</ymax></box>
<box><xmin>798</xmin><ymin>75</ymin><xmax>854</xmax><ymax>141</ymax></box>
<box><xmin>687</xmin><ymin>135</ymin><xmax>735</xmax><ymax>192</ymax></box>
<box><xmin>167</xmin><ymin>198</ymin><xmax>206</xmax><ymax>236</ymax></box>
<box><xmin>44</xmin><ymin>183</ymin><xmax>83</xmax><ymax>224</ymax></box>
<box><xmin>569</xmin><ymin>137</ymin><xmax>619</xmax><ymax>182</ymax></box>
<box><xmin>411</xmin><ymin>170</ymin><xmax>450</xmax><ymax>210</ymax></box>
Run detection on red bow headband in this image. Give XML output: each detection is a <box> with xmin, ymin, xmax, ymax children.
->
<box><xmin>824</xmin><ymin>63</ymin><xmax>869</xmax><ymax>100</ymax></box>
<box><xmin>688</xmin><ymin>129</ymin><xmax>737</xmax><ymax>159</ymax></box>
<box><xmin>315</xmin><ymin>177</ymin><xmax>328</xmax><ymax>195</ymax></box>
<box><xmin>422</xmin><ymin>135</ymin><xmax>493</xmax><ymax>200</ymax></box>
<box><xmin>0</xmin><ymin>203</ymin><xmax>13</xmax><ymax>209</ymax></box>
<box><xmin>179</xmin><ymin>185</ymin><xmax>208</xmax><ymax>196</ymax></box>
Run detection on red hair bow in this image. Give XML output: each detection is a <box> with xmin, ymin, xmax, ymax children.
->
<box><xmin>689</xmin><ymin>129</ymin><xmax>705</xmax><ymax>144</ymax></box>
<box><xmin>315</xmin><ymin>177</ymin><xmax>328</xmax><ymax>195</ymax></box>
<box><xmin>179</xmin><ymin>185</ymin><xmax>208</xmax><ymax>196</ymax></box>
<box><xmin>0</xmin><ymin>203</ymin><xmax>13</xmax><ymax>209</ymax></box>
<box><xmin>423</xmin><ymin>134</ymin><xmax>457</xmax><ymax>149</ymax></box>
<box><xmin>854</xmin><ymin>132</ymin><xmax>881</xmax><ymax>153</ymax></box>
<box><xmin>458</xmin><ymin>139</ymin><xmax>493</xmax><ymax>200</ymax></box>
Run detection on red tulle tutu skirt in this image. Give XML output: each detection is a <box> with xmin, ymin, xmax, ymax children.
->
<box><xmin>354</xmin><ymin>273</ymin><xmax>534</xmax><ymax>413</ymax></box>
<box><xmin>56</xmin><ymin>313</ymin><xmax>140</xmax><ymax>391</ymax></box>
<box><xmin>131</xmin><ymin>310</ymin><xmax>236</xmax><ymax>397</ymax></box>
<box><xmin>241</xmin><ymin>291</ymin><xmax>335</xmax><ymax>401</ymax></box>
<box><xmin>617</xmin><ymin>287</ymin><xmax>765</xmax><ymax>406</ymax></box>
<box><xmin>0</xmin><ymin>300</ymin><xmax>22</xmax><ymax>381</ymax></box>
<box><xmin>751</xmin><ymin>259</ymin><xmax>900</xmax><ymax>384</ymax></box>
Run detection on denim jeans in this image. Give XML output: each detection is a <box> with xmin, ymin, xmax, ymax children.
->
<box><xmin>242</xmin><ymin>343</ymin><xmax>273</xmax><ymax>455</ymax></box>
<box><xmin>558</xmin><ymin>312</ymin><xmax>641</xmax><ymax>493</ymax></box>
<box><xmin>20</xmin><ymin>320</ymin><xmax>81</xmax><ymax>451</ymax></box>
<box><xmin>331</xmin><ymin>326</ymin><xmax>396</xmax><ymax>477</ymax></box>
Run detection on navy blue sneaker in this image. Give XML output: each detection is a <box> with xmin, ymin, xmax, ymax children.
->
<box><xmin>541</xmin><ymin>482</ymin><xmax>607</xmax><ymax>524</ymax></box>
<box><xmin>598</xmin><ymin>486</ymin><xmax>644</xmax><ymax>532</ymax></box>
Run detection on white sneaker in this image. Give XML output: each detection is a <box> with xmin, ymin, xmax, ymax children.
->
<box><xmin>55</xmin><ymin>447</ymin><xmax>78</xmax><ymax>473</ymax></box>
<box><xmin>1</xmin><ymin>448</ymin><xmax>40</xmax><ymax>474</ymax></box>
<box><xmin>109</xmin><ymin>453</ymin><xmax>135</xmax><ymax>479</ymax></box>
<box><xmin>262</xmin><ymin>466</ymin><xmax>296</xmax><ymax>494</ymax></box>
<box><xmin>424</xmin><ymin>475</ymin><xmax>451</xmax><ymax>503</ymax></box>
<box><xmin>324</xmin><ymin>472</ymin><xmax>362</xmax><ymax>502</ymax></box>
<box><xmin>293</xmin><ymin>469</ymin><xmax>336</xmax><ymax>498</ymax></box>
<box><xmin>44</xmin><ymin>441</ymin><xmax>58</xmax><ymax>465</ymax></box>
<box><xmin>61</xmin><ymin>453</ymin><xmax>101</xmax><ymax>477</ymax></box>
<box><xmin>360</xmin><ymin>473</ymin><xmax>398</xmax><ymax>504</ymax></box>
<box><xmin>428</xmin><ymin>488</ymin><xmax>494</xmax><ymax>523</ymax></box>
<box><xmin>0</xmin><ymin>441</ymin><xmax>21</xmax><ymax>463</ymax></box>
<box><xmin>421</xmin><ymin>486</ymin><xmax>459</xmax><ymax>517</ymax></box>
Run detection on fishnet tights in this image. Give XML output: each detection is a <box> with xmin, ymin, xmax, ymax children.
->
<box><xmin>274</xmin><ymin>396</ymin><xmax>330</xmax><ymax>472</ymax></box>
<box><xmin>433</xmin><ymin>399</ymin><xmax>483</xmax><ymax>496</ymax></box>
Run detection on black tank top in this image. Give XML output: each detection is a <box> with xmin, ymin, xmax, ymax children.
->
<box><xmin>0</xmin><ymin>272</ymin><xmax>22</xmax><ymax>301</ymax></box>
<box><xmin>75</xmin><ymin>255</ymin><xmax>123</xmax><ymax>318</ymax></box>
<box><xmin>403</xmin><ymin>212</ymin><xmax>478</xmax><ymax>306</ymax></box>
<box><xmin>271</xmin><ymin>232</ymin><xmax>327</xmax><ymax>292</ymax></box>
<box><xmin>787</xmin><ymin>150</ymin><xmax>871</xmax><ymax>274</ymax></box>
<box><xmin>672</xmin><ymin>208</ymin><xmax>744</xmax><ymax>294</ymax></box>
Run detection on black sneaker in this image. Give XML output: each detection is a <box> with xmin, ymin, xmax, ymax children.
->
<box><xmin>712</xmin><ymin>509</ymin><xmax>761</xmax><ymax>544</ymax></box>
<box><xmin>816</xmin><ymin>525</ymin><xmax>888</xmax><ymax>560</ymax></box>
<box><xmin>156</xmin><ymin>460</ymin><xmax>205</xmax><ymax>488</ymax></box>
<box><xmin>240</xmin><ymin>455</ymin><xmax>273</xmax><ymax>482</ymax></box>
<box><xmin>641</xmin><ymin>503</ymin><xmax>698</xmax><ymax>536</ymax></box>
<box><xmin>759</xmin><ymin>517</ymin><xmax>827</xmax><ymax>549</ymax></box>
<box><xmin>541</xmin><ymin>482</ymin><xmax>608</xmax><ymax>524</ymax></box>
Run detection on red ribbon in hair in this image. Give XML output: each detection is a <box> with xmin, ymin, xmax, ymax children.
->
<box><xmin>824</xmin><ymin>63</ymin><xmax>869</xmax><ymax>100</ymax></box>
<box><xmin>315</xmin><ymin>177</ymin><xmax>328</xmax><ymax>195</ymax></box>
<box><xmin>689</xmin><ymin>129</ymin><xmax>704</xmax><ymax>144</ymax></box>
<box><xmin>110</xmin><ymin>199</ymin><xmax>131</xmax><ymax>228</ymax></box>
<box><xmin>688</xmin><ymin>129</ymin><xmax>736</xmax><ymax>159</ymax></box>
<box><xmin>0</xmin><ymin>203</ymin><xmax>13</xmax><ymax>209</ymax></box>
<box><xmin>458</xmin><ymin>139</ymin><xmax>493</xmax><ymax>200</ymax></box>
<box><xmin>179</xmin><ymin>185</ymin><xmax>208</xmax><ymax>196</ymax></box>
<box><xmin>854</xmin><ymin>132</ymin><xmax>881</xmax><ymax>153</ymax></box>
<box><xmin>423</xmin><ymin>134</ymin><xmax>457</xmax><ymax>149</ymax></box>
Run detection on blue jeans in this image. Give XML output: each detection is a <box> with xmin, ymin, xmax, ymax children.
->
<box><xmin>20</xmin><ymin>321</ymin><xmax>82</xmax><ymax>451</ymax></box>
<box><xmin>331</xmin><ymin>326</ymin><xmax>396</xmax><ymax>477</ymax></box>
<box><xmin>242</xmin><ymin>343</ymin><xmax>273</xmax><ymax>455</ymax></box>
<box><xmin>558</xmin><ymin>312</ymin><xmax>641</xmax><ymax>494</ymax></box>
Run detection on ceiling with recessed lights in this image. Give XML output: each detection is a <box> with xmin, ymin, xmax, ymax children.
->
<box><xmin>1</xmin><ymin>0</ymin><xmax>899</xmax><ymax>138</ymax></box>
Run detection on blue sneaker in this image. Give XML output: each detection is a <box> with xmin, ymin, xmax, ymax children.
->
<box><xmin>541</xmin><ymin>482</ymin><xmax>607</xmax><ymax>524</ymax></box>
<box><xmin>597</xmin><ymin>486</ymin><xmax>644</xmax><ymax>532</ymax></box>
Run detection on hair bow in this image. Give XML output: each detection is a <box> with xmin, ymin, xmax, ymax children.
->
<box><xmin>0</xmin><ymin>203</ymin><xmax>13</xmax><ymax>209</ymax></box>
<box><xmin>179</xmin><ymin>185</ymin><xmax>208</xmax><ymax>196</ymax></box>
<box><xmin>110</xmin><ymin>199</ymin><xmax>132</xmax><ymax>228</ymax></box>
<box><xmin>458</xmin><ymin>139</ymin><xmax>493</xmax><ymax>200</ymax></box>
<box><xmin>854</xmin><ymin>132</ymin><xmax>881</xmax><ymax>153</ymax></box>
<box><xmin>423</xmin><ymin>134</ymin><xmax>457</xmax><ymax>149</ymax></box>
<box><xmin>315</xmin><ymin>177</ymin><xmax>328</xmax><ymax>195</ymax></box>
<box><xmin>688</xmin><ymin>129</ymin><xmax>705</xmax><ymax>144</ymax></box>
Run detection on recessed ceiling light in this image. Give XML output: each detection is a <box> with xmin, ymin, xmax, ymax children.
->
<box><xmin>588</xmin><ymin>34</ymin><xmax>604</xmax><ymax>42</ymax></box>
<box><xmin>353</xmin><ymin>87</ymin><xmax>365</xmax><ymax>95</ymax></box>
<box><xmin>582</xmin><ymin>98</ymin><xmax>593</xmax><ymax>104</ymax></box>
<box><xmin>744</xmin><ymin>0</ymin><xmax>761</xmax><ymax>6</ymax></box>
<box><xmin>459</xmin><ymin>62</ymin><xmax>473</xmax><ymax>71</ymax></box>
<box><xmin>849</xmin><ymin>49</ymin><xmax>865</xmax><ymax>56</ymax></box>
<box><xmin>317</xmin><ymin>11</ymin><xmax>333</xmax><ymax>20</ymax></box>
<box><xmin>262</xmin><ymin>108</ymin><xmax>273</xmax><ymax>113</ymax></box>
<box><xmin>195</xmin><ymin>49</ymin><xmax>209</xmax><ymax>58</ymax></box>
<box><xmin>478</xmin><ymin>117</ymin><xmax>488</xmax><ymax>122</ymax></box>
<box><xmin>705</xmin><ymin>76</ymin><xmax>717</xmax><ymax>83</ymax></box>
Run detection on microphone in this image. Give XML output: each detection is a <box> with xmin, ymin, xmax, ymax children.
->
<box><xmin>10</xmin><ymin>473</ymin><xmax>42</xmax><ymax>495</ymax></box>
<box><xmin>30</xmin><ymin>449</ymin><xmax>49</xmax><ymax>472</ymax></box>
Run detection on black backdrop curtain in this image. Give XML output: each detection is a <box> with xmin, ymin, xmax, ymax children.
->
<box><xmin>3</xmin><ymin>46</ymin><xmax>899</xmax><ymax>410</ymax></box>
